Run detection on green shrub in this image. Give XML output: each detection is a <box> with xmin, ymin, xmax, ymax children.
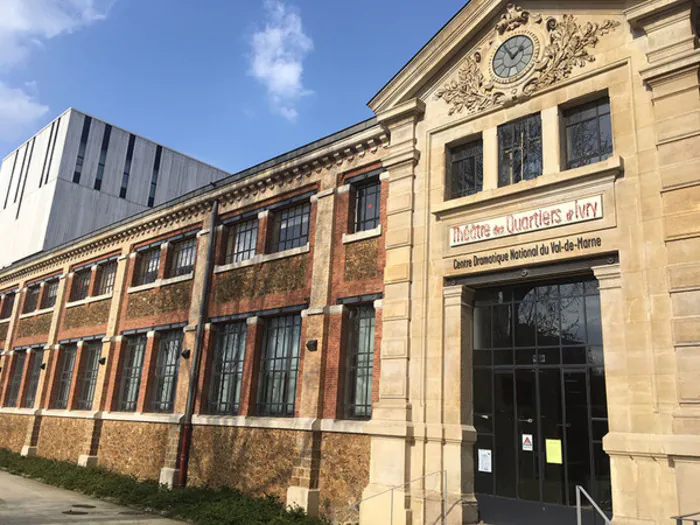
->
<box><xmin>0</xmin><ymin>449</ymin><xmax>325</xmax><ymax>525</ymax></box>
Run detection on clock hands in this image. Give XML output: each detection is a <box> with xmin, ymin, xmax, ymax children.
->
<box><xmin>507</xmin><ymin>45</ymin><xmax>525</xmax><ymax>60</ymax></box>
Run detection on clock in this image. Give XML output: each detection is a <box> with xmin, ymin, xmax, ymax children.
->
<box><xmin>492</xmin><ymin>35</ymin><xmax>535</xmax><ymax>80</ymax></box>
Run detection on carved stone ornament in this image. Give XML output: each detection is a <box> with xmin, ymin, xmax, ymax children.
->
<box><xmin>435</xmin><ymin>4</ymin><xmax>620</xmax><ymax>116</ymax></box>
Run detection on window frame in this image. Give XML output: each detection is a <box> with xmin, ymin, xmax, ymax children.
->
<box><xmin>0</xmin><ymin>292</ymin><xmax>16</xmax><ymax>320</ymax></box>
<box><xmin>257</xmin><ymin>314</ymin><xmax>302</xmax><ymax>417</ymax></box>
<box><xmin>40</xmin><ymin>279</ymin><xmax>60</xmax><ymax>310</ymax></box>
<box><xmin>4</xmin><ymin>350</ymin><xmax>27</xmax><ymax>408</ymax></box>
<box><xmin>133</xmin><ymin>247</ymin><xmax>161</xmax><ymax>286</ymax></box>
<box><xmin>447</xmin><ymin>139</ymin><xmax>484</xmax><ymax>200</ymax></box>
<box><xmin>22</xmin><ymin>349</ymin><xmax>44</xmax><ymax>408</ymax></box>
<box><xmin>224</xmin><ymin>219</ymin><xmax>258</xmax><ymax>265</ymax></box>
<box><xmin>52</xmin><ymin>344</ymin><xmax>77</xmax><ymax>410</ymax></box>
<box><xmin>352</xmin><ymin>177</ymin><xmax>381</xmax><ymax>233</ymax></box>
<box><xmin>498</xmin><ymin>113</ymin><xmax>543</xmax><ymax>187</ymax></box>
<box><xmin>72</xmin><ymin>116</ymin><xmax>92</xmax><ymax>184</ymax></box>
<box><xmin>95</xmin><ymin>260</ymin><xmax>117</xmax><ymax>296</ymax></box>
<box><xmin>148</xmin><ymin>330</ymin><xmax>183</xmax><ymax>413</ymax></box>
<box><xmin>563</xmin><ymin>97</ymin><xmax>613</xmax><ymax>170</ymax></box>
<box><xmin>22</xmin><ymin>285</ymin><xmax>40</xmax><ymax>314</ymax></box>
<box><xmin>207</xmin><ymin>321</ymin><xmax>247</xmax><ymax>415</ymax></box>
<box><xmin>343</xmin><ymin>305</ymin><xmax>377</xmax><ymax>420</ymax></box>
<box><xmin>116</xmin><ymin>335</ymin><xmax>147</xmax><ymax>412</ymax></box>
<box><xmin>166</xmin><ymin>237</ymin><xmax>197</xmax><ymax>278</ymax></box>
<box><xmin>70</xmin><ymin>269</ymin><xmax>92</xmax><ymax>302</ymax></box>
<box><xmin>75</xmin><ymin>341</ymin><xmax>102</xmax><ymax>411</ymax></box>
<box><xmin>269</xmin><ymin>202</ymin><xmax>311</xmax><ymax>253</ymax></box>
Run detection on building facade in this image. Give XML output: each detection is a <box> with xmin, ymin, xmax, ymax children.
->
<box><xmin>0</xmin><ymin>1</ymin><xmax>699</xmax><ymax>525</ymax></box>
<box><xmin>0</xmin><ymin>108</ymin><xmax>229</xmax><ymax>269</ymax></box>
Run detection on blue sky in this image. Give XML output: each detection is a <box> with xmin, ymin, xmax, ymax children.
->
<box><xmin>0</xmin><ymin>0</ymin><xmax>466</xmax><ymax>173</ymax></box>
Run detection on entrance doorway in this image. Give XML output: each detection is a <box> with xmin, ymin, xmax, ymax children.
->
<box><xmin>472</xmin><ymin>278</ymin><xmax>611</xmax><ymax>524</ymax></box>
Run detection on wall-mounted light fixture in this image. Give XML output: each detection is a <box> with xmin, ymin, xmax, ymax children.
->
<box><xmin>306</xmin><ymin>340</ymin><xmax>318</xmax><ymax>352</ymax></box>
<box><xmin>98</xmin><ymin>357</ymin><xmax>107</xmax><ymax>366</ymax></box>
<box><xmin>181</xmin><ymin>349</ymin><xmax>191</xmax><ymax>359</ymax></box>
<box><xmin>40</xmin><ymin>363</ymin><xmax>47</xmax><ymax>370</ymax></box>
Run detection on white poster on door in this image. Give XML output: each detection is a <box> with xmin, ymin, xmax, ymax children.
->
<box><xmin>522</xmin><ymin>434</ymin><xmax>533</xmax><ymax>452</ymax></box>
<box><xmin>478</xmin><ymin>449</ymin><xmax>492</xmax><ymax>473</ymax></box>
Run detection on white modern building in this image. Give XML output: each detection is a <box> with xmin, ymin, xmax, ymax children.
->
<box><xmin>0</xmin><ymin>108</ymin><xmax>229</xmax><ymax>268</ymax></box>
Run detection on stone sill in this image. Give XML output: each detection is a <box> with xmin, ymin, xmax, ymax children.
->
<box><xmin>127</xmin><ymin>272</ymin><xmax>194</xmax><ymax>294</ymax></box>
<box><xmin>342</xmin><ymin>225</ymin><xmax>382</xmax><ymax>245</ymax></box>
<box><xmin>19</xmin><ymin>307</ymin><xmax>54</xmax><ymax>320</ymax></box>
<box><xmin>214</xmin><ymin>244</ymin><xmax>310</xmax><ymax>274</ymax></box>
<box><xmin>100</xmin><ymin>411</ymin><xmax>183</xmax><ymax>424</ymax></box>
<box><xmin>0</xmin><ymin>407</ymin><xmax>39</xmax><ymax>416</ymax></box>
<box><xmin>433</xmin><ymin>155</ymin><xmax>623</xmax><ymax>219</ymax></box>
<box><xmin>192</xmin><ymin>415</ymin><xmax>367</xmax><ymax>435</ymax></box>
<box><xmin>65</xmin><ymin>293</ymin><xmax>112</xmax><ymax>309</ymax></box>
<box><xmin>39</xmin><ymin>409</ymin><xmax>98</xmax><ymax>419</ymax></box>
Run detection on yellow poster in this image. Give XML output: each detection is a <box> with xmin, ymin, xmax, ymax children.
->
<box><xmin>546</xmin><ymin>439</ymin><xmax>563</xmax><ymax>464</ymax></box>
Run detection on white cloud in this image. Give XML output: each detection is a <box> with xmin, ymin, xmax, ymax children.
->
<box><xmin>0</xmin><ymin>81</ymin><xmax>49</xmax><ymax>141</ymax></box>
<box><xmin>0</xmin><ymin>0</ymin><xmax>110</xmax><ymax>142</ymax></box>
<box><xmin>249</xmin><ymin>1</ymin><xmax>313</xmax><ymax>121</ymax></box>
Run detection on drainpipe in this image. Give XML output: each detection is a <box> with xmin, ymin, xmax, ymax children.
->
<box><xmin>178</xmin><ymin>199</ymin><xmax>218</xmax><ymax>487</ymax></box>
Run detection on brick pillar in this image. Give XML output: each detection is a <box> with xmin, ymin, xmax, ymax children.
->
<box><xmin>87</xmin><ymin>265</ymin><xmax>100</xmax><ymax>297</ymax></box>
<box><xmin>102</xmin><ymin>337</ymin><xmax>126</xmax><ymax>412</ymax></box>
<box><xmin>256</xmin><ymin>210</ymin><xmax>270</xmax><ymax>254</ymax></box>
<box><xmin>322</xmin><ymin>305</ymin><xmax>349</xmax><ymax>419</ymax></box>
<box><xmin>157</xmin><ymin>243</ymin><xmax>170</xmax><ymax>280</ymax></box>
<box><xmin>194</xmin><ymin>324</ymin><xmax>214</xmax><ymax>414</ymax></box>
<box><xmin>41</xmin><ymin>344</ymin><xmax>61</xmax><ymax>409</ymax></box>
<box><xmin>239</xmin><ymin>316</ymin><xmax>264</xmax><ymax>416</ymax></box>
<box><xmin>136</xmin><ymin>331</ymin><xmax>159</xmax><ymax>413</ymax></box>
<box><xmin>66</xmin><ymin>341</ymin><xmax>85</xmax><ymax>410</ymax></box>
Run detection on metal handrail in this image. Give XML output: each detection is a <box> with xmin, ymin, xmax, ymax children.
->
<box><xmin>333</xmin><ymin>470</ymin><xmax>447</xmax><ymax>525</ymax></box>
<box><xmin>576</xmin><ymin>485</ymin><xmax>611</xmax><ymax>525</ymax></box>
<box><xmin>672</xmin><ymin>511</ymin><xmax>700</xmax><ymax>524</ymax></box>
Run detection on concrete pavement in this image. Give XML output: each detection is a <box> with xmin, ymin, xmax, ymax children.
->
<box><xmin>0</xmin><ymin>470</ymin><xmax>183</xmax><ymax>524</ymax></box>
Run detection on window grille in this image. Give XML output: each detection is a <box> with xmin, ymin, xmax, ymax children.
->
<box><xmin>257</xmin><ymin>315</ymin><xmax>302</xmax><ymax>417</ymax></box>
<box><xmin>353</xmin><ymin>179</ymin><xmax>381</xmax><ymax>232</ymax></box>
<box><xmin>75</xmin><ymin>342</ymin><xmax>102</xmax><ymax>410</ymax></box>
<box><xmin>167</xmin><ymin>238</ymin><xmax>197</xmax><ymax>277</ymax></box>
<box><xmin>4</xmin><ymin>351</ymin><xmax>27</xmax><ymax>407</ymax></box>
<box><xmin>269</xmin><ymin>203</ymin><xmax>311</xmax><ymax>253</ymax></box>
<box><xmin>344</xmin><ymin>305</ymin><xmax>376</xmax><ymax>419</ymax></box>
<box><xmin>0</xmin><ymin>293</ymin><xmax>15</xmax><ymax>319</ymax></box>
<box><xmin>22</xmin><ymin>286</ymin><xmax>40</xmax><ymax>313</ymax></box>
<box><xmin>207</xmin><ymin>322</ymin><xmax>247</xmax><ymax>415</ymax></box>
<box><xmin>96</xmin><ymin>261</ymin><xmax>117</xmax><ymax>296</ymax></box>
<box><xmin>564</xmin><ymin>98</ymin><xmax>613</xmax><ymax>169</ymax></box>
<box><xmin>449</xmin><ymin>140</ymin><xmax>483</xmax><ymax>199</ymax></box>
<box><xmin>70</xmin><ymin>269</ymin><xmax>91</xmax><ymax>302</ymax></box>
<box><xmin>498</xmin><ymin>114</ymin><xmax>542</xmax><ymax>187</ymax></box>
<box><xmin>52</xmin><ymin>345</ymin><xmax>77</xmax><ymax>409</ymax></box>
<box><xmin>116</xmin><ymin>335</ymin><xmax>146</xmax><ymax>412</ymax></box>
<box><xmin>224</xmin><ymin>219</ymin><xmax>258</xmax><ymax>264</ymax></box>
<box><xmin>41</xmin><ymin>279</ymin><xmax>59</xmax><ymax>309</ymax></box>
<box><xmin>22</xmin><ymin>350</ymin><xmax>44</xmax><ymax>408</ymax></box>
<box><xmin>134</xmin><ymin>248</ymin><xmax>160</xmax><ymax>286</ymax></box>
<box><xmin>149</xmin><ymin>330</ymin><xmax>182</xmax><ymax>413</ymax></box>
<box><xmin>73</xmin><ymin>116</ymin><xmax>92</xmax><ymax>184</ymax></box>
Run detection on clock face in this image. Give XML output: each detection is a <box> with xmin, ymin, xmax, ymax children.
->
<box><xmin>493</xmin><ymin>35</ymin><xmax>534</xmax><ymax>79</ymax></box>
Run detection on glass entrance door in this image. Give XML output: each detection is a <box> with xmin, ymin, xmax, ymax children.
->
<box><xmin>473</xmin><ymin>278</ymin><xmax>611</xmax><ymax>525</ymax></box>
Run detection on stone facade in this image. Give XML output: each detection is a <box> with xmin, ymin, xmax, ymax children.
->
<box><xmin>0</xmin><ymin>2</ymin><xmax>698</xmax><ymax>524</ymax></box>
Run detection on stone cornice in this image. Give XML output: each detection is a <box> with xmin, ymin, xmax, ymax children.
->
<box><xmin>625</xmin><ymin>0</ymin><xmax>698</xmax><ymax>29</ymax></box>
<box><xmin>0</xmin><ymin>124</ymin><xmax>388</xmax><ymax>286</ymax></box>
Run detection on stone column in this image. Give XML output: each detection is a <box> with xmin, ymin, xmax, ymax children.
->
<box><xmin>362</xmin><ymin>98</ymin><xmax>424</xmax><ymax>525</ymax></box>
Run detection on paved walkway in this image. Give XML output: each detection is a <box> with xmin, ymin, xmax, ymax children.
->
<box><xmin>0</xmin><ymin>471</ymin><xmax>183</xmax><ymax>524</ymax></box>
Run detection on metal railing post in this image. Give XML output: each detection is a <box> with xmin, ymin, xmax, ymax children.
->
<box><xmin>442</xmin><ymin>470</ymin><xmax>448</xmax><ymax>525</ymax></box>
<box><xmin>576</xmin><ymin>486</ymin><xmax>582</xmax><ymax>525</ymax></box>
<box><xmin>390</xmin><ymin>488</ymin><xmax>394</xmax><ymax>525</ymax></box>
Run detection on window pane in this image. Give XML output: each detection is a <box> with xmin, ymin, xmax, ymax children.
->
<box><xmin>224</xmin><ymin>219</ymin><xmax>258</xmax><ymax>264</ymax></box>
<box><xmin>4</xmin><ymin>351</ymin><xmax>27</xmax><ymax>407</ymax></box>
<box><xmin>149</xmin><ymin>331</ymin><xmax>182</xmax><ymax>413</ymax></box>
<box><xmin>22</xmin><ymin>286</ymin><xmax>40</xmax><ymax>313</ymax></box>
<box><xmin>96</xmin><ymin>261</ymin><xmax>117</xmax><ymax>296</ymax></box>
<box><xmin>40</xmin><ymin>280</ymin><xmax>59</xmax><ymax>309</ymax></box>
<box><xmin>257</xmin><ymin>315</ymin><xmax>301</xmax><ymax>416</ymax></box>
<box><xmin>70</xmin><ymin>269</ymin><xmax>91</xmax><ymax>302</ymax></box>
<box><xmin>168</xmin><ymin>238</ymin><xmax>197</xmax><ymax>277</ymax></box>
<box><xmin>0</xmin><ymin>293</ymin><xmax>16</xmax><ymax>319</ymax></box>
<box><xmin>208</xmin><ymin>322</ymin><xmax>247</xmax><ymax>414</ymax></box>
<box><xmin>117</xmin><ymin>335</ymin><xmax>146</xmax><ymax>412</ymax></box>
<box><xmin>134</xmin><ymin>248</ymin><xmax>160</xmax><ymax>286</ymax></box>
<box><xmin>565</xmin><ymin>98</ymin><xmax>613</xmax><ymax>169</ymax></box>
<box><xmin>76</xmin><ymin>342</ymin><xmax>102</xmax><ymax>410</ymax></box>
<box><xmin>498</xmin><ymin>114</ymin><xmax>542</xmax><ymax>187</ymax></box>
<box><xmin>270</xmin><ymin>203</ymin><xmax>311</xmax><ymax>253</ymax></box>
<box><xmin>354</xmin><ymin>179</ymin><xmax>381</xmax><ymax>232</ymax></box>
<box><xmin>344</xmin><ymin>305</ymin><xmax>376</xmax><ymax>419</ymax></box>
<box><xmin>53</xmin><ymin>345</ymin><xmax>77</xmax><ymax>409</ymax></box>
<box><xmin>449</xmin><ymin>141</ymin><xmax>483</xmax><ymax>199</ymax></box>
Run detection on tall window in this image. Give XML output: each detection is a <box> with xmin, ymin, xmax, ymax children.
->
<box><xmin>96</xmin><ymin>261</ymin><xmax>117</xmax><ymax>296</ymax></box>
<box><xmin>564</xmin><ymin>98</ymin><xmax>613</xmax><ymax>169</ymax></box>
<box><xmin>119</xmin><ymin>134</ymin><xmax>135</xmax><ymax>199</ymax></box>
<box><xmin>208</xmin><ymin>322</ymin><xmax>247</xmax><ymax>415</ymax></box>
<box><xmin>269</xmin><ymin>203</ymin><xmax>311</xmax><ymax>253</ymax></box>
<box><xmin>449</xmin><ymin>140</ymin><xmax>483</xmax><ymax>199</ymax></box>
<box><xmin>22</xmin><ymin>349</ymin><xmax>44</xmax><ymax>408</ymax></box>
<box><xmin>40</xmin><ymin>117</ymin><xmax>61</xmax><ymax>188</ymax></box>
<box><xmin>353</xmin><ymin>179</ymin><xmax>381</xmax><ymax>233</ymax></box>
<box><xmin>4</xmin><ymin>351</ymin><xmax>27</xmax><ymax>407</ymax></box>
<box><xmin>224</xmin><ymin>219</ymin><xmax>258</xmax><ymax>264</ymax></box>
<box><xmin>75</xmin><ymin>342</ymin><xmax>102</xmax><ymax>410</ymax></box>
<box><xmin>149</xmin><ymin>330</ymin><xmax>182</xmax><ymax>413</ymax></box>
<box><xmin>257</xmin><ymin>314</ymin><xmax>301</xmax><ymax>417</ymax></box>
<box><xmin>70</xmin><ymin>269</ymin><xmax>91</xmax><ymax>302</ymax></box>
<box><xmin>1</xmin><ymin>292</ymin><xmax>16</xmax><ymax>320</ymax></box>
<box><xmin>344</xmin><ymin>306</ymin><xmax>376</xmax><ymax>419</ymax></box>
<box><xmin>22</xmin><ymin>285</ymin><xmax>40</xmax><ymax>314</ymax></box>
<box><xmin>147</xmin><ymin>146</ymin><xmax>162</xmax><ymax>208</ymax></box>
<box><xmin>134</xmin><ymin>247</ymin><xmax>160</xmax><ymax>286</ymax></box>
<box><xmin>94</xmin><ymin>124</ymin><xmax>112</xmax><ymax>191</ymax></box>
<box><xmin>41</xmin><ymin>279</ymin><xmax>59</xmax><ymax>309</ymax></box>
<box><xmin>116</xmin><ymin>335</ymin><xmax>146</xmax><ymax>412</ymax></box>
<box><xmin>167</xmin><ymin>238</ymin><xmax>197</xmax><ymax>278</ymax></box>
<box><xmin>52</xmin><ymin>345</ymin><xmax>77</xmax><ymax>409</ymax></box>
<box><xmin>73</xmin><ymin>116</ymin><xmax>92</xmax><ymax>184</ymax></box>
<box><xmin>498</xmin><ymin>114</ymin><xmax>542</xmax><ymax>187</ymax></box>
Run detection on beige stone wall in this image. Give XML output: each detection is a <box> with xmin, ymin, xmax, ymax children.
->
<box><xmin>97</xmin><ymin>420</ymin><xmax>172</xmax><ymax>480</ymax></box>
<box><xmin>318</xmin><ymin>432</ymin><xmax>371</xmax><ymax>516</ymax></box>
<box><xmin>0</xmin><ymin>414</ymin><xmax>31</xmax><ymax>453</ymax></box>
<box><xmin>35</xmin><ymin>416</ymin><xmax>92</xmax><ymax>462</ymax></box>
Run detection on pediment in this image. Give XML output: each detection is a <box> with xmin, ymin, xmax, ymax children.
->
<box><xmin>369</xmin><ymin>1</ymin><xmax>622</xmax><ymax>117</ymax></box>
